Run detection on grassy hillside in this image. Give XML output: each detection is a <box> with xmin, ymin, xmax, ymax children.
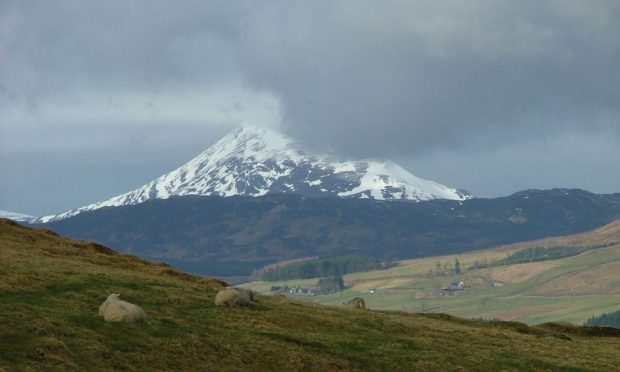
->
<box><xmin>245</xmin><ymin>220</ymin><xmax>620</xmax><ymax>325</ymax></box>
<box><xmin>3</xmin><ymin>219</ymin><xmax>620</xmax><ymax>371</ymax></box>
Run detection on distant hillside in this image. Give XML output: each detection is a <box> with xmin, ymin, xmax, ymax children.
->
<box><xmin>3</xmin><ymin>219</ymin><xmax>620</xmax><ymax>371</ymax></box>
<box><xmin>260</xmin><ymin>255</ymin><xmax>394</xmax><ymax>282</ymax></box>
<box><xmin>243</xmin><ymin>218</ymin><xmax>620</xmax><ymax>325</ymax></box>
<box><xmin>494</xmin><ymin>218</ymin><xmax>620</xmax><ymax>252</ymax></box>
<box><xmin>38</xmin><ymin>188</ymin><xmax>620</xmax><ymax>276</ymax></box>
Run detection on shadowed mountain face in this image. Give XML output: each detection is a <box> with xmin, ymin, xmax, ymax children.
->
<box><xmin>38</xmin><ymin>188</ymin><xmax>620</xmax><ymax>276</ymax></box>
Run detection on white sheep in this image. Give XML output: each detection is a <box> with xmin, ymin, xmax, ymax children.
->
<box><xmin>214</xmin><ymin>287</ymin><xmax>256</xmax><ymax>307</ymax></box>
<box><xmin>343</xmin><ymin>297</ymin><xmax>366</xmax><ymax>309</ymax></box>
<box><xmin>98</xmin><ymin>293</ymin><xmax>148</xmax><ymax>323</ymax></box>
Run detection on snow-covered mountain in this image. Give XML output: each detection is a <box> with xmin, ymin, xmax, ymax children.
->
<box><xmin>0</xmin><ymin>210</ymin><xmax>35</xmax><ymax>222</ymax></box>
<box><xmin>38</xmin><ymin>126</ymin><xmax>470</xmax><ymax>223</ymax></box>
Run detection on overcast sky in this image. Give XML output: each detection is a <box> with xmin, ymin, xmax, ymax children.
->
<box><xmin>1</xmin><ymin>0</ymin><xmax>619</xmax><ymax>216</ymax></box>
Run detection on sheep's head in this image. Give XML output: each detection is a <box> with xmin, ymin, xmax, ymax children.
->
<box><xmin>107</xmin><ymin>293</ymin><xmax>122</xmax><ymax>301</ymax></box>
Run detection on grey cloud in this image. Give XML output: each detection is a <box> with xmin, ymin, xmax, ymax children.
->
<box><xmin>234</xmin><ymin>1</ymin><xmax>620</xmax><ymax>156</ymax></box>
<box><xmin>4</xmin><ymin>1</ymin><xmax>619</xmax><ymax>152</ymax></box>
<box><xmin>0</xmin><ymin>1</ymin><xmax>244</xmax><ymax>100</ymax></box>
<box><xmin>0</xmin><ymin>123</ymin><xmax>232</xmax><ymax>215</ymax></box>
<box><xmin>1</xmin><ymin>1</ymin><xmax>619</xmax><ymax>215</ymax></box>
<box><xmin>401</xmin><ymin>130</ymin><xmax>620</xmax><ymax>197</ymax></box>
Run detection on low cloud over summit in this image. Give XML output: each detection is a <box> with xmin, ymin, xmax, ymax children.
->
<box><xmin>2</xmin><ymin>1</ymin><xmax>619</xmax><ymax>214</ymax></box>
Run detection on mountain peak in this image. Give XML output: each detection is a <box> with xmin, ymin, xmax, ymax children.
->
<box><xmin>213</xmin><ymin>125</ymin><xmax>300</xmax><ymax>159</ymax></box>
<box><xmin>38</xmin><ymin>126</ymin><xmax>470</xmax><ymax>222</ymax></box>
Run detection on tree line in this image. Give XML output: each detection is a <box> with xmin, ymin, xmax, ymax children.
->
<box><xmin>493</xmin><ymin>243</ymin><xmax>615</xmax><ymax>266</ymax></box>
<box><xmin>585</xmin><ymin>310</ymin><xmax>620</xmax><ymax>328</ymax></box>
<box><xmin>261</xmin><ymin>255</ymin><xmax>393</xmax><ymax>281</ymax></box>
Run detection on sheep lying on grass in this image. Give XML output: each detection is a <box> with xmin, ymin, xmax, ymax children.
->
<box><xmin>343</xmin><ymin>297</ymin><xmax>366</xmax><ymax>310</ymax></box>
<box><xmin>98</xmin><ymin>293</ymin><xmax>148</xmax><ymax>323</ymax></box>
<box><xmin>214</xmin><ymin>287</ymin><xmax>256</xmax><ymax>307</ymax></box>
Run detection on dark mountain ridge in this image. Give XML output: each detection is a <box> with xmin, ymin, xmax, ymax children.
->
<box><xmin>39</xmin><ymin>188</ymin><xmax>620</xmax><ymax>276</ymax></box>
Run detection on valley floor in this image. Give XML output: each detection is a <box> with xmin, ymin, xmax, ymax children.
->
<box><xmin>244</xmin><ymin>242</ymin><xmax>620</xmax><ymax>325</ymax></box>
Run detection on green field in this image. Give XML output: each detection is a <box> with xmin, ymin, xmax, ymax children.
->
<box><xmin>5</xmin><ymin>219</ymin><xmax>620</xmax><ymax>370</ymax></box>
<box><xmin>243</xmin><ymin>242</ymin><xmax>620</xmax><ymax>325</ymax></box>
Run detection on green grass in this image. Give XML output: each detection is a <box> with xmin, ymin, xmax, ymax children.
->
<box><xmin>3</xmin><ymin>219</ymin><xmax>620</xmax><ymax>371</ymax></box>
<box><xmin>245</xmin><ymin>243</ymin><xmax>620</xmax><ymax>325</ymax></box>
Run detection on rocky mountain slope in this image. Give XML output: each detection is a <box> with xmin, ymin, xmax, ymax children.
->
<box><xmin>38</xmin><ymin>126</ymin><xmax>469</xmax><ymax>223</ymax></box>
<box><xmin>2</xmin><ymin>219</ymin><xmax>620</xmax><ymax>371</ymax></box>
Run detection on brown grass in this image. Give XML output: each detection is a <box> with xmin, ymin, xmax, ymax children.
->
<box><xmin>481</xmin><ymin>304</ymin><xmax>567</xmax><ymax>322</ymax></box>
<box><xmin>527</xmin><ymin>260</ymin><xmax>620</xmax><ymax>295</ymax></box>
<box><xmin>494</xmin><ymin>219</ymin><xmax>620</xmax><ymax>253</ymax></box>
<box><xmin>491</xmin><ymin>261</ymin><xmax>560</xmax><ymax>284</ymax></box>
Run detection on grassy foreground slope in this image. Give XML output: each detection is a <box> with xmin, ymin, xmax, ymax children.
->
<box><xmin>2</xmin><ymin>219</ymin><xmax>620</xmax><ymax>371</ymax></box>
<box><xmin>246</xmin><ymin>220</ymin><xmax>620</xmax><ymax>325</ymax></box>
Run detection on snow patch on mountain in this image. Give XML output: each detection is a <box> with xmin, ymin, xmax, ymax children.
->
<box><xmin>0</xmin><ymin>210</ymin><xmax>35</xmax><ymax>222</ymax></box>
<box><xmin>37</xmin><ymin>126</ymin><xmax>471</xmax><ymax>223</ymax></box>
